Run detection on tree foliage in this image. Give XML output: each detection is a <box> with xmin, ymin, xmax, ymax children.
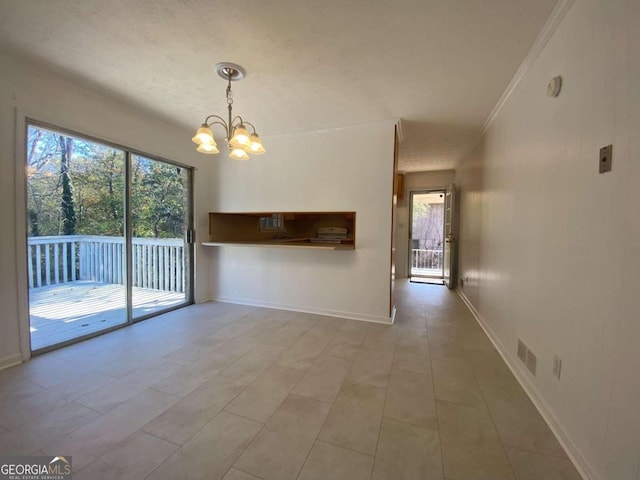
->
<box><xmin>411</xmin><ymin>195</ymin><xmax>444</xmax><ymax>250</ymax></box>
<box><xmin>131</xmin><ymin>155</ymin><xmax>187</xmax><ymax>238</ymax></box>
<box><xmin>26</xmin><ymin>126</ymin><xmax>187</xmax><ymax>239</ymax></box>
<box><xmin>58</xmin><ymin>135</ymin><xmax>76</xmax><ymax>235</ymax></box>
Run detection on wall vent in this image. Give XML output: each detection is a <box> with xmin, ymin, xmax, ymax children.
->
<box><xmin>517</xmin><ymin>340</ymin><xmax>527</xmax><ymax>362</ymax></box>
<box><xmin>526</xmin><ymin>350</ymin><xmax>537</xmax><ymax>376</ymax></box>
<box><xmin>517</xmin><ymin>339</ymin><xmax>537</xmax><ymax>376</ymax></box>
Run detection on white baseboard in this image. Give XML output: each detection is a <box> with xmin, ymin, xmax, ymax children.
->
<box><xmin>457</xmin><ymin>289</ymin><xmax>600</xmax><ymax>480</ymax></box>
<box><xmin>213</xmin><ymin>296</ymin><xmax>394</xmax><ymax>325</ymax></box>
<box><xmin>0</xmin><ymin>354</ymin><xmax>23</xmax><ymax>371</ymax></box>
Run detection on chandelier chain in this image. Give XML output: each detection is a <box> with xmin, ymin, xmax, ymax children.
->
<box><xmin>226</xmin><ymin>75</ymin><xmax>233</xmax><ymax>106</ymax></box>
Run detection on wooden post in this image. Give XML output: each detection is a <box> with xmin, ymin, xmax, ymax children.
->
<box><xmin>62</xmin><ymin>242</ymin><xmax>68</xmax><ymax>283</ymax></box>
<box><xmin>45</xmin><ymin>244</ymin><xmax>51</xmax><ymax>285</ymax></box>
<box><xmin>170</xmin><ymin>247</ymin><xmax>175</xmax><ymax>291</ymax></box>
<box><xmin>72</xmin><ymin>240</ymin><xmax>77</xmax><ymax>281</ymax></box>
<box><xmin>54</xmin><ymin>243</ymin><xmax>60</xmax><ymax>284</ymax></box>
<box><xmin>28</xmin><ymin>245</ymin><xmax>34</xmax><ymax>288</ymax></box>
<box><xmin>178</xmin><ymin>246</ymin><xmax>182</xmax><ymax>292</ymax></box>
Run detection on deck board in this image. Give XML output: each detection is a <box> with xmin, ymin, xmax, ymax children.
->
<box><xmin>29</xmin><ymin>281</ymin><xmax>185</xmax><ymax>350</ymax></box>
<box><xmin>411</xmin><ymin>267</ymin><xmax>443</xmax><ymax>277</ymax></box>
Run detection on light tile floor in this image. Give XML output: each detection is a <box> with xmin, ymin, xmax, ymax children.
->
<box><xmin>0</xmin><ymin>280</ymin><xmax>582</xmax><ymax>480</ymax></box>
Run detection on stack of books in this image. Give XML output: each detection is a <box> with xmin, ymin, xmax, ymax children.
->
<box><xmin>309</xmin><ymin>227</ymin><xmax>351</xmax><ymax>244</ymax></box>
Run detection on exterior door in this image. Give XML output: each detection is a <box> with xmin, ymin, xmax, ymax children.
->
<box><xmin>409</xmin><ymin>190</ymin><xmax>445</xmax><ymax>279</ymax></box>
<box><xmin>443</xmin><ymin>183</ymin><xmax>456</xmax><ymax>289</ymax></box>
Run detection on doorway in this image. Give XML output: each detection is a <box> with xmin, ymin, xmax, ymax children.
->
<box><xmin>409</xmin><ymin>190</ymin><xmax>446</xmax><ymax>284</ymax></box>
<box><xmin>25</xmin><ymin>122</ymin><xmax>194</xmax><ymax>353</ymax></box>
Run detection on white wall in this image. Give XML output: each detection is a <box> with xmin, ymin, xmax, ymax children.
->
<box><xmin>456</xmin><ymin>1</ymin><xmax>640</xmax><ymax>479</ymax></box>
<box><xmin>395</xmin><ymin>170</ymin><xmax>456</xmax><ymax>278</ymax></box>
<box><xmin>209</xmin><ymin>121</ymin><xmax>396</xmax><ymax>323</ymax></box>
<box><xmin>0</xmin><ymin>51</ymin><xmax>214</xmax><ymax>367</ymax></box>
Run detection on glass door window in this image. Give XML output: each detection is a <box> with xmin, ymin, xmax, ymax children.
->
<box><xmin>26</xmin><ymin>123</ymin><xmax>193</xmax><ymax>352</ymax></box>
<box><xmin>130</xmin><ymin>154</ymin><xmax>192</xmax><ymax>319</ymax></box>
<box><xmin>26</xmin><ymin>125</ymin><xmax>127</xmax><ymax>350</ymax></box>
<box><xmin>409</xmin><ymin>191</ymin><xmax>446</xmax><ymax>279</ymax></box>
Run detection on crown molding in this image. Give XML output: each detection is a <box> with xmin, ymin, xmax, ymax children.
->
<box><xmin>395</xmin><ymin>118</ymin><xmax>404</xmax><ymax>143</ymax></box>
<box><xmin>459</xmin><ymin>0</ymin><xmax>576</xmax><ymax>164</ymax></box>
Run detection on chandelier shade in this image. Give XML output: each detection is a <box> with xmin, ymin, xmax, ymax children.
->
<box><xmin>197</xmin><ymin>142</ymin><xmax>219</xmax><ymax>154</ymax></box>
<box><xmin>249</xmin><ymin>133</ymin><xmax>265</xmax><ymax>154</ymax></box>
<box><xmin>191</xmin><ymin>124</ymin><xmax>214</xmax><ymax>145</ymax></box>
<box><xmin>229</xmin><ymin>147</ymin><xmax>250</xmax><ymax>160</ymax></box>
<box><xmin>192</xmin><ymin>63</ymin><xmax>265</xmax><ymax>160</ymax></box>
<box><xmin>229</xmin><ymin>124</ymin><xmax>251</xmax><ymax>149</ymax></box>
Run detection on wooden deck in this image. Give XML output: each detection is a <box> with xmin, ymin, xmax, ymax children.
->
<box><xmin>411</xmin><ymin>267</ymin><xmax>443</xmax><ymax>277</ymax></box>
<box><xmin>29</xmin><ymin>281</ymin><xmax>185</xmax><ymax>350</ymax></box>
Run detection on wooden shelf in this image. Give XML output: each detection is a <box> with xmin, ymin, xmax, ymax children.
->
<box><xmin>207</xmin><ymin>211</ymin><xmax>356</xmax><ymax>250</ymax></box>
<box><xmin>201</xmin><ymin>240</ymin><xmax>355</xmax><ymax>250</ymax></box>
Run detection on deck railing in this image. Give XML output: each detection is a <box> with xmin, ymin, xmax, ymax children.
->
<box><xmin>27</xmin><ymin>235</ymin><xmax>185</xmax><ymax>293</ymax></box>
<box><xmin>411</xmin><ymin>248</ymin><xmax>443</xmax><ymax>271</ymax></box>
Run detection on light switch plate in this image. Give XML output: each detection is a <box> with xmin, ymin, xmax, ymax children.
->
<box><xmin>553</xmin><ymin>355</ymin><xmax>562</xmax><ymax>379</ymax></box>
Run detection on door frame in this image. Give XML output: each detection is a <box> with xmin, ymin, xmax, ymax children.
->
<box><xmin>443</xmin><ymin>183</ymin><xmax>457</xmax><ymax>289</ymax></box>
<box><xmin>127</xmin><ymin>151</ymin><xmax>195</xmax><ymax>325</ymax></box>
<box><xmin>408</xmin><ymin>188</ymin><xmax>447</xmax><ymax>279</ymax></box>
<box><xmin>17</xmin><ymin>117</ymin><xmax>195</xmax><ymax>357</ymax></box>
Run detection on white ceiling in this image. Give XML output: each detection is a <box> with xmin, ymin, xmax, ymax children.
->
<box><xmin>0</xmin><ymin>0</ymin><xmax>557</xmax><ymax>172</ymax></box>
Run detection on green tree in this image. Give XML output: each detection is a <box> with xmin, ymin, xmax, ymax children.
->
<box><xmin>27</xmin><ymin>127</ymin><xmax>64</xmax><ymax>236</ymax></box>
<box><xmin>58</xmin><ymin>135</ymin><xmax>76</xmax><ymax>235</ymax></box>
<box><xmin>26</xmin><ymin>126</ymin><xmax>187</xmax><ymax>240</ymax></box>
<box><xmin>131</xmin><ymin>156</ymin><xmax>186</xmax><ymax>238</ymax></box>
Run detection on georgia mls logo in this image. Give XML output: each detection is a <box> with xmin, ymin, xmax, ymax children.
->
<box><xmin>0</xmin><ymin>455</ymin><xmax>72</xmax><ymax>480</ymax></box>
<box><xmin>49</xmin><ymin>457</ymin><xmax>71</xmax><ymax>474</ymax></box>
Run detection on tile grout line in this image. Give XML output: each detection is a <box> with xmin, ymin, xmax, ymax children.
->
<box><xmin>286</xmin><ymin>324</ymin><xmax>346</xmax><ymax>396</ymax></box>
<box><xmin>463</xmin><ymin>336</ymin><xmax>519</xmax><ymax>480</ymax></box>
<box><xmin>166</xmin><ymin>376</ymin><xmax>253</xmax><ymax>443</ymax></box>
<box><xmin>231</xmin><ymin>465</ymin><xmax>268</xmax><ymax>480</ymax></box>
<box><xmin>73</xmin><ymin>429</ymin><xmax>172</xmax><ymax>477</ymax></box>
<box><xmin>424</xmin><ymin>285</ymin><xmax>485</xmax><ymax>480</ymax></box>
<box><xmin>224</xmin><ymin>316</ymin><xmax>344</xmax><ymax>478</ymax></box>
<box><xmin>422</xmin><ymin>298</ymin><xmax>448</xmax><ymax>480</ymax></box>
<box><xmin>220</xmin><ymin>408</ymin><xmax>269</xmax><ymax>426</ymax></box>
<box><xmin>295</xmin><ymin>438</ymin><xmax>321</xmax><ymax>480</ymax></box>
<box><xmin>141</xmin><ymin>315</ymin><xmax>271</xmax><ymax>480</ymax></box>
<box><xmin>3</xmin><ymin>286</ymin><xmax>575</xmax><ymax>479</ymax></box>
<box><xmin>143</xmin><ymin>437</ymin><xmax>180</xmax><ymax>480</ymax></box>
<box><xmin>368</xmin><ymin>340</ymin><xmax>394</xmax><ymax>480</ymax></box>
<box><xmin>309</xmin><ymin>325</ymin><xmax>378</xmax><ymax>478</ymax></box>
<box><xmin>312</xmin><ymin>438</ymin><xmax>377</xmax><ymax>459</ymax></box>
<box><xmin>505</xmin><ymin>444</ymin><xmax>577</xmax><ymax>461</ymax></box>
<box><xmin>139</xmin><ymin>429</ymin><xmax>183</xmax><ymax>448</ymax></box>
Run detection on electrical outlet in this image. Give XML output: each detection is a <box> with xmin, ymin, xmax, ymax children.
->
<box><xmin>553</xmin><ymin>355</ymin><xmax>562</xmax><ymax>379</ymax></box>
<box><xmin>599</xmin><ymin>144</ymin><xmax>613</xmax><ymax>173</ymax></box>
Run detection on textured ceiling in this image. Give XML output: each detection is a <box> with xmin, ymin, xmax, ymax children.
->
<box><xmin>0</xmin><ymin>0</ymin><xmax>557</xmax><ymax>172</ymax></box>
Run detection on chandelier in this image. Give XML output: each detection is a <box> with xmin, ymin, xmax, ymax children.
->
<box><xmin>191</xmin><ymin>62</ymin><xmax>265</xmax><ymax>160</ymax></box>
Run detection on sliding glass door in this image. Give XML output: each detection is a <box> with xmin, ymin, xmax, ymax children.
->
<box><xmin>130</xmin><ymin>154</ymin><xmax>192</xmax><ymax>319</ymax></box>
<box><xmin>25</xmin><ymin>122</ymin><xmax>193</xmax><ymax>352</ymax></box>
